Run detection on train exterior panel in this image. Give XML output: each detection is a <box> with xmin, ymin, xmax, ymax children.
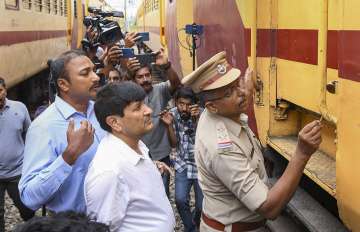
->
<box><xmin>136</xmin><ymin>0</ymin><xmax>360</xmax><ymax>230</ymax></box>
<box><xmin>0</xmin><ymin>0</ymin><xmax>95</xmax><ymax>88</ymax></box>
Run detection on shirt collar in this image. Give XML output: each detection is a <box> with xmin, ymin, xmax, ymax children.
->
<box><xmin>0</xmin><ymin>98</ymin><xmax>10</xmax><ymax>112</ymax></box>
<box><xmin>108</xmin><ymin>133</ymin><xmax>149</xmax><ymax>166</ymax></box>
<box><xmin>54</xmin><ymin>95</ymin><xmax>94</xmax><ymax>120</ymax></box>
<box><xmin>4</xmin><ymin>98</ymin><xmax>10</xmax><ymax>107</ymax></box>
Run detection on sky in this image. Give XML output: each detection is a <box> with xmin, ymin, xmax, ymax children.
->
<box><xmin>105</xmin><ymin>0</ymin><xmax>141</xmax><ymax>18</ymax></box>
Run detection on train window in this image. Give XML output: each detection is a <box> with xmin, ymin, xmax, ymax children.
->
<box><xmin>22</xmin><ymin>0</ymin><xmax>31</xmax><ymax>10</ymax></box>
<box><xmin>34</xmin><ymin>0</ymin><xmax>42</xmax><ymax>12</ymax></box>
<box><xmin>63</xmin><ymin>0</ymin><xmax>67</xmax><ymax>16</ymax></box>
<box><xmin>154</xmin><ymin>0</ymin><xmax>158</xmax><ymax>10</ymax></box>
<box><xmin>5</xmin><ymin>0</ymin><xmax>19</xmax><ymax>10</ymax></box>
<box><xmin>59</xmin><ymin>0</ymin><xmax>63</xmax><ymax>15</ymax></box>
<box><xmin>73</xmin><ymin>0</ymin><xmax>77</xmax><ymax>18</ymax></box>
<box><xmin>44</xmin><ymin>0</ymin><xmax>50</xmax><ymax>13</ymax></box>
<box><xmin>52</xmin><ymin>0</ymin><xmax>58</xmax><ymax>14</ymax></box>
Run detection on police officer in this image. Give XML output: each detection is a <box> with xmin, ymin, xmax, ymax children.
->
<box><xmin>182</xmin><ymin>51</ymin><xmax>322</xmax><ymax>232</ymax></box>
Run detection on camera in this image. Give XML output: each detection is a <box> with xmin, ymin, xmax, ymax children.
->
<box><xmin>136</xmin><ymin>32</ymin><xmax>150</xmax><ymax>42</ymax></box>
<box><xmin>121</xmin><ymin>48</ymin><xmax>135</xmax><ymax>58</ymax></box>
<box><xmin>185</xmin><ymin>24</ymin><xmax>204</xmax><ymax>35</ymax></box>
<box><xmin>135</xmin><ymin>53</ymin><xmax>157</xmax><ymax>66</ymax></box>
<box><xmin>83</xmin><ymin>7</ymin><xmax>125</xmax><ymax>47</ymax></box>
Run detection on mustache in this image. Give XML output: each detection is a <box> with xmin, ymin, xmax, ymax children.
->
<box><xmin>144</xmin><ymin>116</ymin><xmax>152</xmax><ymax>124</ymax></box>
<box><xmin>141</xmin><ymin>81</ymin><xmax>151</xmax><ymax>86</ymax></box>
<box><xmin>90</xmin><ymin>82</ymin><xmax>100</xmax><ymax>90</ymax></box>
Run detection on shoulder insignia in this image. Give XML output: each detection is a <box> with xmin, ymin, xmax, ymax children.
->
<box><xmin>216</xmin><ymin>121</ymin><xmax>232</xmax><ymax>152</ymax></box>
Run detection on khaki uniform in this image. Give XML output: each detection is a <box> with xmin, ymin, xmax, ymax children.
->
<box><xmin>195</xmin><ymin>110</ymin><xmax>269</xmax><ymax>231</ymax></box>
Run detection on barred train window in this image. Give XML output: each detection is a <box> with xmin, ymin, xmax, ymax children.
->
<box><xmin>154</xmin><ymin>0</ymin><xmax>159</xmax><ymax>10</ymax></box>
<box><xmin>5</xmin><ymin>0</ymin><xmax>19</xmax><ymax>10</ymax></box>
<box><xmin>44</xmin><ymin>0</ymin><xmax>50</xmax><ymax>13</ymax></box>
<box><xmin>64</xmin><ymin>0</ymin><xmax>67</xmax><ymax>16</ymax></box>
<box><xmin>73</xmin><ymin>0</ymin><xmax>77</xmax><ymax>18</ymax></box>
<box><xmin>34</xmin><ymin>0</ymin><xmax>42</xmax><ymax>12</ymax></box>
<box><xmin>52</xmin><ymin>0</ymin><xmax>58</xmax><ymax>14</ymax></box>
<box><xmin>22</xmin><ymin>0</ymin><xmax>31</xmax><ymax>10</ymax></box>
<box><xmin>59</xmin><ymin>0</ymin><xmax>63</xmax><ymax>15</ymax></box>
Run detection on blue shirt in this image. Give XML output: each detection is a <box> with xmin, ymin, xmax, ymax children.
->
<box><xmin>19</xmin><ymin>96</ymin><xmax>106</xmax><ymax>212</ymax></box>
<box><xmin>0</xmin><ymin>99</ymin><xmax>31</xmax><ymax>179</ymax></box>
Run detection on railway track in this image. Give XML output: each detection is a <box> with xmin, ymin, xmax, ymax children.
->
<box><xmin>3</xmin><ymin>151</ymin><xmax>348</xmax><ymax>232</ymax></box>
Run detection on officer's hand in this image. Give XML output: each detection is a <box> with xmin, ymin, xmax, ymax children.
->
<box><xmin>239</xmin><ymin>68</ymin><xmax>254</xmax><ymax>98</ymax></box>
<box><xmin>296</xmin><ymin>120</ymin><xmax>322</xmax><ymax>157</ymax></box>
<box><xmin>189</xmin><ymin>104</ymin><xmax>200</xmax><ymax>118</ymax></box>
<box><xmin>63</xmin><ymin>119</ymin><xmax>95</xmax><ymax>165</ymax></box>
<box><xmin>155</xmin><ymin>48</ymin><xmax>169</xmax><ymax>66</ymax></box>
<box><xmin>160</xmin><ymin>110</ymin><xmax>173</xmax><ymax>126</ymax></box>
<box><xmin>127</xmin><ymin>57</ymin><xmax>141</xmax><ymax>73</ymax></box>
<box><xmin>155</xmin><ymin>161</ymin><xmax>174</xmax><ymax>175</ymax></box>
<box><xmin>124</xmin><ymin>32</ymin><xmax>141</xmax><ymax>48</ymax></box>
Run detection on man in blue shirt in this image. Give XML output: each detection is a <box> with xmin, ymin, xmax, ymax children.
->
<box><xmin>0</xmin><ymin>77</ymin><xmax>34</xmax><ymax>231</ymax></box>
<box><xmin>19</xmin><ymin>50</ymin><xmax>106</xmax><ymax>213</ymax></box>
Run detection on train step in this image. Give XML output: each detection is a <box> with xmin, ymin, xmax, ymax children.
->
<box><xmin>269</xmin><ymin>178</ymin><xmax>348</xmax><ymax>232</ymax></box>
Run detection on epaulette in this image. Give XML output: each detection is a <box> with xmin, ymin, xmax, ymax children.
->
<box><xmin>215</xmin><ymin>121</ymin><xmax>233</xmax><ymax>154</ymax></box>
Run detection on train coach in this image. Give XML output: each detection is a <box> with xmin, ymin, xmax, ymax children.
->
<box><xmin>135</xmin><ymin>0</ymin><xmax>360</xmax><ymax>231</ymax></box>
<box><xmin>0</xmin><ymin>0</ymin><xmax>93</xmax><ymax>89</ymax></box>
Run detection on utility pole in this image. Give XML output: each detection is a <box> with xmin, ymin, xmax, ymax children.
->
<box><xmin>124</xmin><ymin>0</ymin><xmax>127</xmax><ymax>31</ymax></box>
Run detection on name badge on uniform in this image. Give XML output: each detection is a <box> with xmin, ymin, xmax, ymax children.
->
<box><xmin>216</xmin><ymin>122</ymin><xmax>232</xmax><ymax>153</ymax></box>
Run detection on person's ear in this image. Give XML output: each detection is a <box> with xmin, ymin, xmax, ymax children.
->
<box><xmin>57</xmin><ymin>78</ymin><xmax>71</xmax><ymax>93</ymax></box>
<box><xmin>205</xmin><ymin>101</ymin><xmax>218</xmax><ymax>114</ymax></box>
<box><xmin>106</xmin><ymin>115</ymin><xmax>122</xmax><ymax>133</ymax></box>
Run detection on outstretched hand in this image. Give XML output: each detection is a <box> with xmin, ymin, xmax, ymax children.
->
<box><xmin>296</xmin><ymin>120</ymin><xmax>322</xmax><ymax>157</ymax></box>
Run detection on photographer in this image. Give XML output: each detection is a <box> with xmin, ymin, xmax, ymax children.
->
<box><xmin>127</xmin><ymin>48</ymin><xmax>181</xmax><ymax>196</ymax></box>
<box><xmin>160</xmin><ymin>87</ymin><xmax>203</xmax><ymax>232</ymax></box>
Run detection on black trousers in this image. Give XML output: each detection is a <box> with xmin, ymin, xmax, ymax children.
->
<box><xmin>0</xmin><ymin>176</ymin><xmax>34</xmax><ymax>232</ymax></box>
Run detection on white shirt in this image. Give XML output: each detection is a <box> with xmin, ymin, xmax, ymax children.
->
<box><xmin>84</xmin><ymin>133</ymin><xmax>175</xmax><ymax>232</ymax></box>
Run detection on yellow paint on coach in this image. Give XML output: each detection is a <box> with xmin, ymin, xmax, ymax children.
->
<box><xmin>137</xmin><ymin>1</ymin><xmax>360</xmax><ymax>230</ymax></box>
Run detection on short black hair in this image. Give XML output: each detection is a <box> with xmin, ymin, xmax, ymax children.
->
<box><xmin>95</xmin><ymin>81</ymin><xmax>146</xmax><ymax>132</ymax></box>
<box><xmin>0</xmin><ymin>77</ymin><xmax>6</xmax><ymax>88</ymax></box>
<box><xmin>129</xmin><ymin>64</ymin><xmax>152</xmax><ymax>80</ymax></box>
<box><xmin>14</xmin><ymin>211</ymin><xmax>110</xmax><ymax>232</ymax></box>
<box><xmin>174</xmin><ymin>86</ymin><xmax>196</xmax><ymax>103</ymax></box>
<box><xmin>48</xmin><ymin>49</ymin><xmax>87</xmax><ymax>93</ymax></box>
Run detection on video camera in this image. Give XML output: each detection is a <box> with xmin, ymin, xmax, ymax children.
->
<box><xmin>83</xmin><ymin>7</ymin><xmax>124</xmax><ymax>48</ymax></box>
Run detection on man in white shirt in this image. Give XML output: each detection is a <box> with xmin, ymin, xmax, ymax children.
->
<box><xmin>84</xmin><ymin>82</ymin><xmax>175</xmax><ymax>232</ymax></box>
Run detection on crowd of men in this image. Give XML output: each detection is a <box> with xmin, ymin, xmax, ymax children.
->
<box><xmin>0</xmin><ymin>27</ymin><xmax>323</xmax><ymax>232</ymax></box>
